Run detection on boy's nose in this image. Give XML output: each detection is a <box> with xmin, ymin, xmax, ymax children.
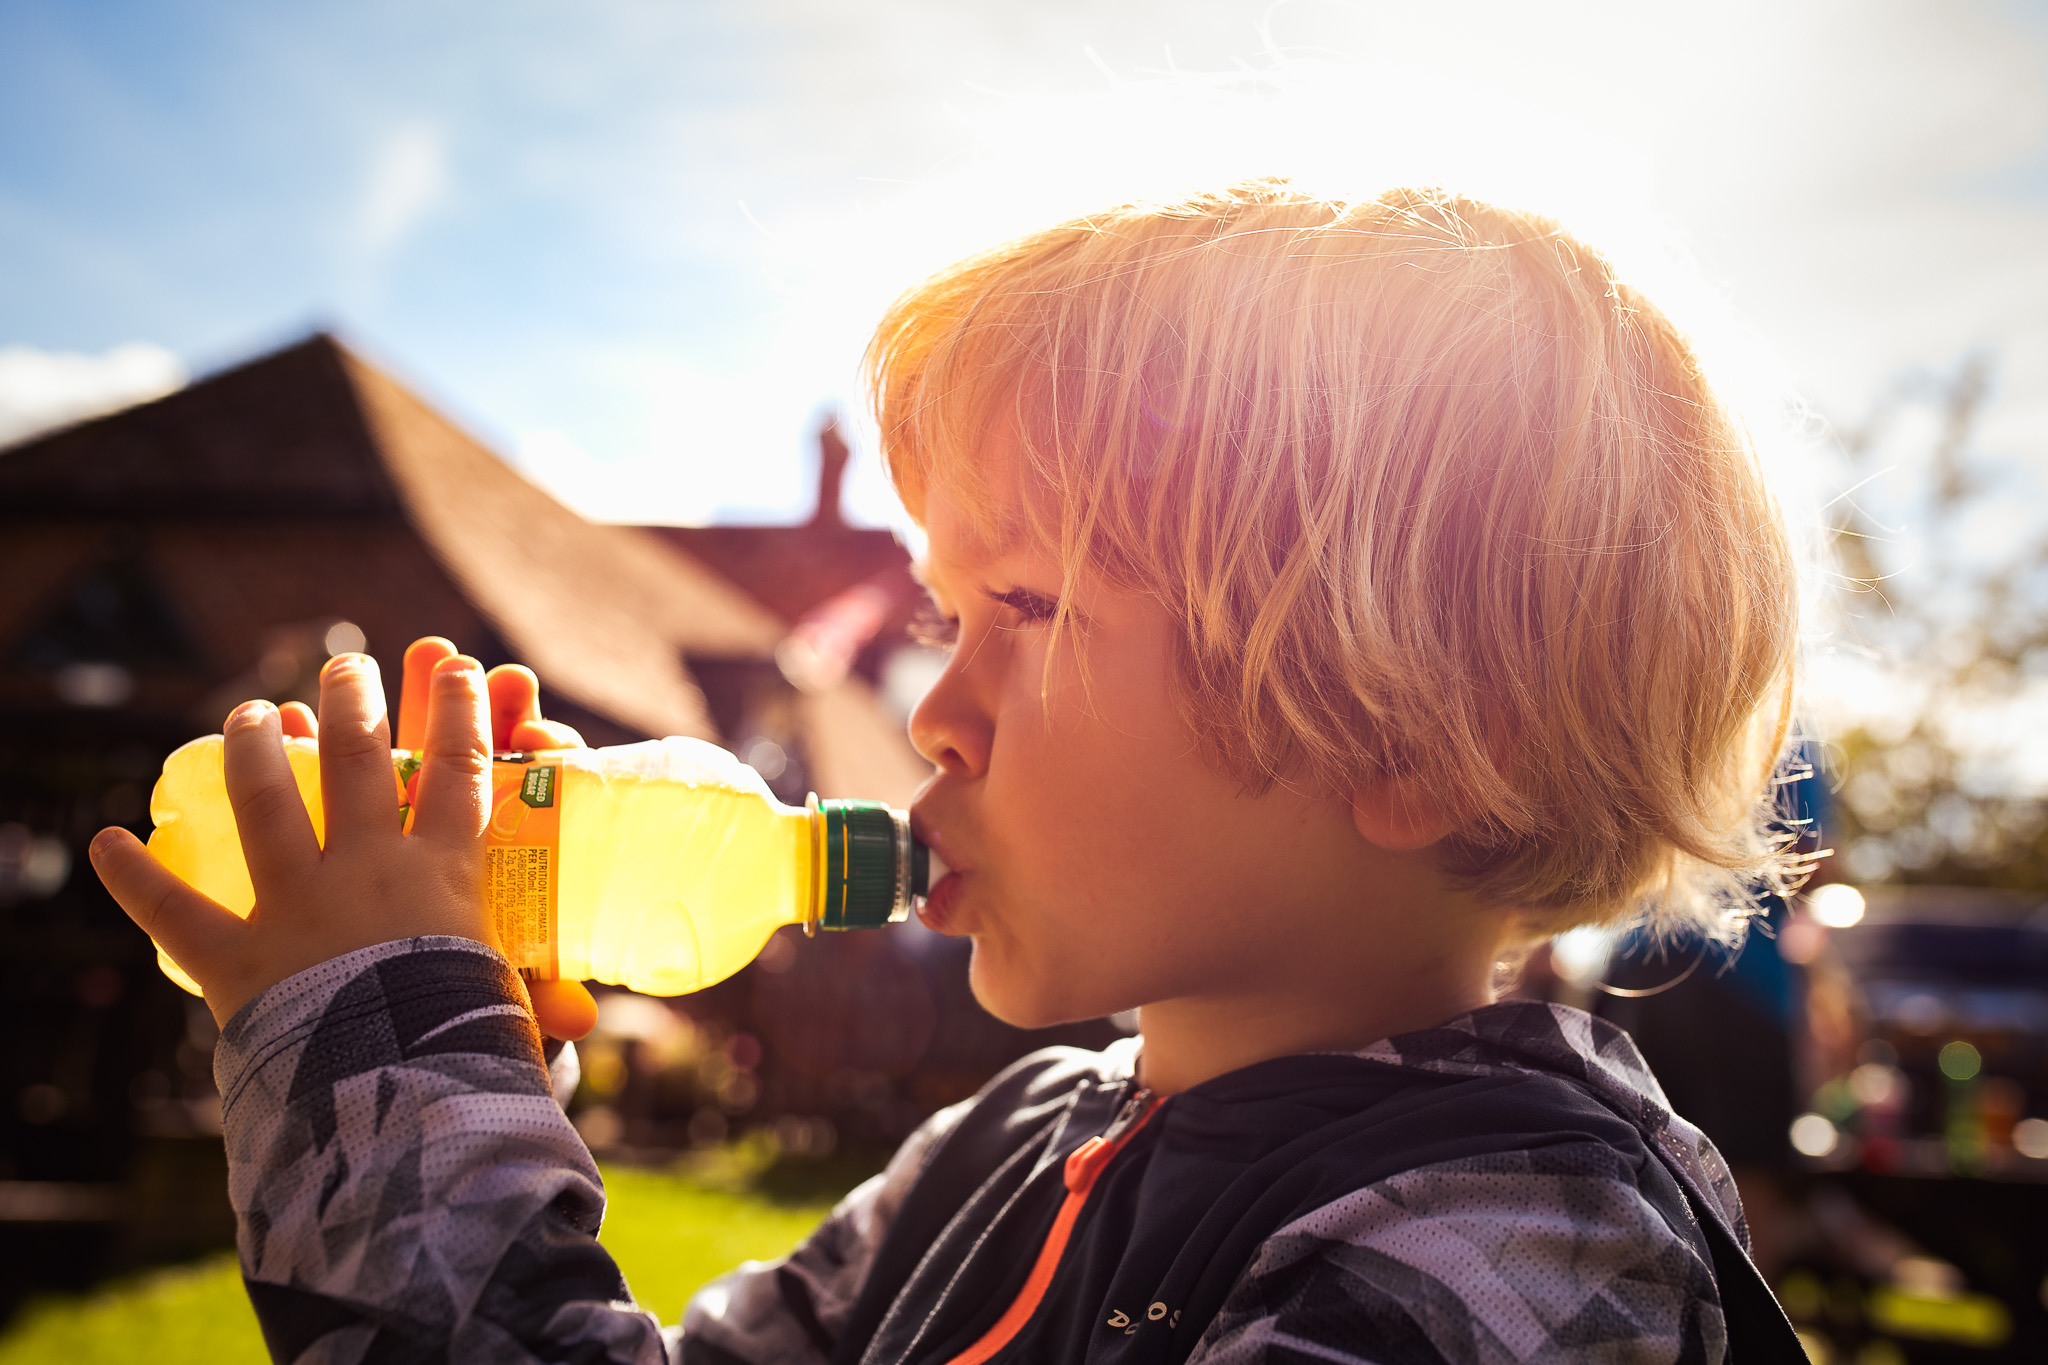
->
<box><xmin>907</xmin><ymin>659</ymin><xmax>991</xmax><ymax>778</ymax></box>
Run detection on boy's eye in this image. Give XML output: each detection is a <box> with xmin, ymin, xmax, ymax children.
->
<box><xmin>908</xmin><ymin>600</ymin><xmax>960</xmax><ymax>649</ymax></box>
<box><xmin>905</xmin><ymin>588</ymin><xmax>1058</xmax><ymax>649</ymax></box>
<box><xmin>988</xmin><ymin>587</ymin><xmax>1060</xmax><ymax>626</ymax></box>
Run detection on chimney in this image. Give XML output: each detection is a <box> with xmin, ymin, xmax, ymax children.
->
<box><xmin>810</xmin><ymin>417</ymin><xmax>849</xmax><ymax>529</ymax></box>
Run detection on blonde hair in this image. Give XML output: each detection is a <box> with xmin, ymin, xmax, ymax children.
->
<box><xmin>867</xmin><ymin>180</ymin><xmax>1803</xmax><ymax>939</ymax></box>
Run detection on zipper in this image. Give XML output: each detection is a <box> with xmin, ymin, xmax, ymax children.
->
<box><xmin>1060</xmin><ymin>1087</ymin><xmax>1155</xmax><ymax>1194</ymax></box>
<box><xmin>940</xmin><ymin>1084</ymin><xmax>1159</xmax><ymax>1365</ymax></box>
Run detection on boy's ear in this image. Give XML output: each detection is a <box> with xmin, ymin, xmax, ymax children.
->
<box><xmin>1350</xmin><ymin>777</ymin><xmax>1455</xmax><ymax>853</ymax></box>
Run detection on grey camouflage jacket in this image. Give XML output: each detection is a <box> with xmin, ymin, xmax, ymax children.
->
<box><xmin>215</xmin><ymin>936</ymin><xmax>1752</xmax><ymax>1363</ymax></box>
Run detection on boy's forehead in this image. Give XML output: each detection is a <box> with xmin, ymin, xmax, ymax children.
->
<box><xmin>913</xmin><ymin>481</ymin><xmax>1052</xmax><ymax>587</ymax></box>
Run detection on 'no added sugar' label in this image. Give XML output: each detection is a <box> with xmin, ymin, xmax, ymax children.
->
<box><xmin>488</xmin><ymin>755</ymin><xmax>562</xmax><ymax>979</ymax></box>
<box><xmin>393</xmin><ymin>752</ymin><xmax>563</xmax><ymax>980</ymax></box>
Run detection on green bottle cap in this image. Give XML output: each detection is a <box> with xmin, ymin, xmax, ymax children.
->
<box><xmin>817</xmin><ymin>799</ymin><xmax>918</xmax><ymax>930</ymax></box>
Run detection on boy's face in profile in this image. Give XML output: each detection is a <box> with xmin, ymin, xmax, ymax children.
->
<box><xmin>905</xmin><ymin>480</ymin><xmax>1389</xmax><ymax>1033</ymax></box>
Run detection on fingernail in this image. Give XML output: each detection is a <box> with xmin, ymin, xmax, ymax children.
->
<box><xmin>89</xmin><ymin>828</ymin><xmax>123</xmax><ymax>860</ymax></box>
<box><xmin>228</xmin><ymin>700</ymin><xmax>274</xmax><ymax>729</ymax></box>
<box><xmin>436</xmin><ymin>654</ymin><xmax>482</xmax><ymax>674</ymax></box>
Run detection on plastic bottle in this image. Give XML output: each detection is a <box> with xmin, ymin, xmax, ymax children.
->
<box><xmin>144</xmin><ymin>734</ymin><xmax>929</xmax><ymax>998</ymax></box>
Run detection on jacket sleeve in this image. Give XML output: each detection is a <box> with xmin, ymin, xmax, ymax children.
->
<box><xmin>214</xmin><ymin>936</ymin><xmax>667</xmax><ymax>1365</ymax></box>
<box><xmin>1186</xmin><ymin>1145</ymin><xmax>1729</xmax><ymax>1365</ymax></box>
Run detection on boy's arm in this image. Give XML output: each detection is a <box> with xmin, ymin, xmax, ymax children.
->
<box><xmin>216</xmin><ymin>936</ymin><xmax>666</xmax><ymax>1364</ymax></box>
<box><xmin>1187</xmin><ymin>1146</ymin><xmax>1728</xmax><ymax>1365</ymax></box>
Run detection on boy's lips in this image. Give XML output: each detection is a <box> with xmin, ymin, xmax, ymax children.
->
<box><xmin>919</xmin><ymin>867</ymin><xmax>966</xmax><ymax>933</ymax></box>
<box><xmin>911</xmin><ymin>810</ymin><xmax>970</xmax><ymax>933</ymax></box>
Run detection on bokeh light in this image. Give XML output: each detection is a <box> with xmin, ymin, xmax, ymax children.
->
<box><xmin>2013</xmin><ymin>1117</ymin><xmax>2048</xmax><ymax>1160</ymax></box>
<box><xmin>1806</xmin><ymin>884</ymin><xmax>1867</xmax><ymax>929</ymax></box>
<box><xmin>1789</xmin><ymin>1112</ymin><xmax>1840</xmax><ymax>1159</ymax></box>
<box><xmin>1938</xmin><ymin>1039</ymin><xmax>1983</xmax><ymax>1082</ymax></box>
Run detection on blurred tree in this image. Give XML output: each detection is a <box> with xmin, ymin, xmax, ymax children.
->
<box><xmin>1826</xmin><ymin>352</ymin><xmax>2048</xmax><ymax>889</ymax></box>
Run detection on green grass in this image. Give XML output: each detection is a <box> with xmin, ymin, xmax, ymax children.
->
<box><xmin>0</xmin><ymin>1162</ymin><xmax>844</xmax><ymax>1364</ymax></box>
<box><xmin>587</xmin><ymin>1163</ymin><xmax>840</xmax><ymax>1325</ymax></box>
<box><xmin>0</xmin><ymin>1255</ymin><xmax>263</xmax><ymax>1365</ymax></box>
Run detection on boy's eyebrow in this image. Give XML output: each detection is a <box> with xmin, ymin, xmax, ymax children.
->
<box><xmin>913</xmin><ymin>543</ymin><xmax>1073</xmax><ymax>615</ymax></box>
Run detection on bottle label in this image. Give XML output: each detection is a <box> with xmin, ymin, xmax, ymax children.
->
<box><xmin>486</xmin><ymin>754</ymin><xmax>562</xmax><ymax>979</ymax></box>
<box><xmin>392</xmin><ymin>752</ymin><xmax>560</xmax><ymax>978</ymax></box>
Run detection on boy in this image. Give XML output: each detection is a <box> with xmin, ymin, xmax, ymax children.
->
<box><xmin>93</xmin><ymin>181</ymin><xmax>1808</xmax><ymax>1362</ymax></box>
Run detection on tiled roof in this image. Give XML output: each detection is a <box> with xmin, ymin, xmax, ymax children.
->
<box><xmin>650</xmin><ymin>522</ymin><xmax>912</xmax><ymax>625</ymax></box>
<box><xmin>0</xmin><ymin>335</ymin><xmax>781</xmax><ymax>742</ymax></box>
<box><xmin>338</xmin><ymin>347</ymin><xmax>783</xmax><ymax>740</ymax></box>
<box><xmin>1</xmin><ymin>333</ymin><xmax>931</xmax><ymax>800</ymax></box>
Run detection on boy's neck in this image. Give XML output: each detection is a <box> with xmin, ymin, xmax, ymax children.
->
<box><xmin>1132</xmin><ymin>916</ymin><xmax>1508</xmax><ymax>1096</ymax></box>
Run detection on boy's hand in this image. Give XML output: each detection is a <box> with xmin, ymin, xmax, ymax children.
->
<box><xmin>291</xmin><ymin>636</ymin><xmax>599</xmax><ymax>1043</ymax></box>
<box><xmin>93</xmin><ymin>652</ymin><xmax>495</xmax><ymax>1028</ymax></box>
<box><xmin>393</xmin><ymin>635</ymin><xmax>589</xmax><ymax>757</ymax></box>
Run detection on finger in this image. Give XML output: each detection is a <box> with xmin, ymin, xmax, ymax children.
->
<box><xmin>221</xmin><ymin>701</ymin><xmax>322</xmax><ymax>891</ymax></box>
<box><xmin>410</xmin><ymin>655</ymin><xmax>492</xmax><ymax>848</ymax></box>
<box><xmin>319</xmin><ymin>653</ymin><xmax>400</xmax><ymax>845</ymax></box>
<box><xmin>508</xmin><ymin>718</ymin><xmax>586</xmax><ymax>751</ymax></box>
<box><xmin>529</xmin><ymin>979</ymin><xmax>598</xmax><ymax>1041</ymax></box>
<box><xmin>399</xmin><ymin>637</ymin><xmax>457</xmax><ymax>751</ymax></box>
<box><xmin>90</xmin><ymin>827</ymin><xmax>248</xmax><ymax>1009</ymax></box>
<box><xmin>486</xmin><ymin>664</ymin><xmax>542</xmax><ymax>752</ymax></box>
<box><xmin>279</xmin><ymin>701</ymin><xmax>318</xmax><ymax>739</ymax></box>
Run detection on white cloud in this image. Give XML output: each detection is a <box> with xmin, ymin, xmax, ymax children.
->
<box><xmin>0</xmin><ymin>341</ymin><xmax>186</xmax><ymax>447</ymax></box>
<box><xmin>355</xmin><ymin>122</ymin><xmax>449</xmax><ymax>260</ymax></box>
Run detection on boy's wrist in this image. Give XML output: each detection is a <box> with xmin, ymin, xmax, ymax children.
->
<box><xmin>218</xmin><ymin>933</ymin><xmax>508</xmax><ymax>1035</ymax></box>
<box><xmin>214</xmin><ymin>936</ymin><xmax>533</xmax><ymax>1120</ymax></box>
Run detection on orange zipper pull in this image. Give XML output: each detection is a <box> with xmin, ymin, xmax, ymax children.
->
<box><xmin>1064</xmin><ymin>1089</ymin><xmax>1156</xmax><ymax>1194</ymax></box>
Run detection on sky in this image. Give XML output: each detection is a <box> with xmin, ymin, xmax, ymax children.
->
<box><xmin>2</xmin><ymin>0</ymin><xmax>2045</xmax><ymax>543</ymax></box>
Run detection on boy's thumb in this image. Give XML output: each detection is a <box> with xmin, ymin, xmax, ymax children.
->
<box><xmin>91</xmin><ymin>827</ymin><xmax>245</xmax><ymax>999</ymax></box>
